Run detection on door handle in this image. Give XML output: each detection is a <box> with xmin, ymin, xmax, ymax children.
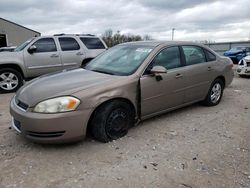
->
<box><xmin>50</xmin><ymin>54</ymin><xmax>59</xmax><ymax>58</ymax></box>
<box><xmin>207</xmin><ymin>66</ymin><xmax>212</xmax><ymax>71</ymax></box>
<box><xmin>175</xmin><ymin>73</ymin><xmax>183</xmax><ymax>79</ymax></box>
<box><xmin>76</xmin><ymin>52</ymin><xmax>84</xmax><ymax>56</ymax></box>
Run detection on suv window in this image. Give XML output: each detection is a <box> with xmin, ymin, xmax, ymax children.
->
<box><xmin>152</xmin><ymin>47</ymin><xmax>181</xmax><ymax>70</ymax></box>
<box><xmin>182</xmin><ymin>46</ymin><xmax>206</xmax><ymax>65</ymax></box>
<box><xmin>32</xmin><ymin>38</ymin><xmax>57</xmax><ymax>53</ymax></box>
<box><xmin>80</xmin><ymin>37</ymin><xmax>105</xmax><ymax>49</ymax></box>
<box><xmin>205</xmin><ymin>50</ymin><xmax>216</xmax><ymax>61</ymax></box>
<box><xmin>59</xmin><ymin>37</ymin><xmax>80</xmax><ymax>51</ymax></box>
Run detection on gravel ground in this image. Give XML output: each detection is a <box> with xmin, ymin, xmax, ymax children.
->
<box><xmin>0</xmin><ymin>76</ymin><xmax>249</xmax><ymax>188</ymax></box>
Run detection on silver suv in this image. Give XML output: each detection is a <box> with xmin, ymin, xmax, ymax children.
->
<box><xmin>0</xmin><ymin>34</ymin><xmax>107</xmax><ymax>93</ymax></box>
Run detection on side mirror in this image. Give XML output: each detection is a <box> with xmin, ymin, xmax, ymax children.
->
<box><xmin>150</xmin><ymin>66</ymin><xmax>167</xmax><ymax>74</ymax></box>
<box><xmin>28</xmin><ymin>45</ymin><xmax>37</xmax><ymax>54</ymax></box>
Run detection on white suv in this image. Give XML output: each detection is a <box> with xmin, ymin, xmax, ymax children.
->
<box><xmin>0</xmin><ymin>34</ymin><xmax>107</xmax><ymax>93</ymax></box>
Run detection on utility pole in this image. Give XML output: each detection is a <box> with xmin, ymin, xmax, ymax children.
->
<box><xmin>172</xmin><ymin>28</ymin><xmax>175</xmax><ymax>40</ymax></box>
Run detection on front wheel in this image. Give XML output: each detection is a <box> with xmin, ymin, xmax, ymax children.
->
<box><xmin>203</xmin><ymin>79</ymin><xmax>224</xmax><ymax>106</ymax></box>
<box><xmin>0</xmin><ymin>68</ymin><xmax>23</xmax><ymax>93</ymax></box>
<box><xmin>90</xmin><ymin>100</ymin><xmax>135</xmax><ymax>143</ymax></box>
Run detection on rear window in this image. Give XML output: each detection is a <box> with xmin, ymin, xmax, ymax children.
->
<box><xmin>80</xmin><ymin>37</ymin><xmax>105</xmax><ymax>49</ymax></box>
<box><xmin>59</xmin><ymin>37</ymin><xmax>80</xmax><ymax>51</ymax></box>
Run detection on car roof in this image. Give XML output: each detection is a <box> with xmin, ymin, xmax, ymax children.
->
<box><xmin>119</xmin><ymin>40</ymin><xmax>205</xmax><ymax>47</ymax></box>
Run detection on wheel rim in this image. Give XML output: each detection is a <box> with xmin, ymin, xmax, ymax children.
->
<box><xmin>0</xmin><ymin>72</ymin><xmax>19</xmax><ymax>91</ymax></box>
<box><xmin>106</xmin><ymin>108</ymin><xmax>129</xmax><ymax>139</ymax></box>
<box><xmin>210</xmin><ymin>83</ymin><xmax>222</xmax><ymax>103</ymax></box>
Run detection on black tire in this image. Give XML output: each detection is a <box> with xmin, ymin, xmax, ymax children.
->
<box><xmin>90</xmin><ymin>100</ymin><xmax>135</xmax><ymax>143</ymax></box>
<box><xmin>0</xmin><ymin>68</ymin><xmax>23</xmax><ymax>93</ymax></box>
<box><xmin>203</xmin><ymin>79</ymin><xmax>224</xmax><ymax>106</ymax></box>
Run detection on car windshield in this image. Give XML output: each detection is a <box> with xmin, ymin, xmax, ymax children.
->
<box><xmin>230</xmin><ymin>47</ymin><xmax>245</xmax><ymax>51</ymax></box>
<box><xmin>85</xmin><ymin>45</ymin><xmax>153</xmax><ymax>76</ymax></box>
<box><xmin>14</xmin><ymin>38</ymin><xmax>34</xmax><ymax>52</ymax></box>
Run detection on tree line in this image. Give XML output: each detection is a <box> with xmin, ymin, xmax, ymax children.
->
<box><xmin>102</xmin><ymin>29</ymin><xmax>152</xmax><ymax>47</ymax></box>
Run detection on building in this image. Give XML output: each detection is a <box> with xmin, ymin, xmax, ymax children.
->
<box><xmin>0</xmin><ymin>18</ymin><xmax>40</xmax><ymax>48</ymax></box>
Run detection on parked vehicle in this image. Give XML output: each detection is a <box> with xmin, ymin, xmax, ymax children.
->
<box><xmin>0</xmin><ymin>46</ymin><xmax>16</xmax><ymax>52</ymax></box>
<box><xmin>0</xmin><ymin>34</ymin><xmax>107</xmax><ymax>93</ymax></box>
<box><xmin>224</xmin><ymin>46</ymin><xmax>250</xmax><ymax>64</ymax></box>
<box><xmin>237</xmin><ymin>55</ymin><xmax>250</xmax><ymax>77</ymax></box>
<box><xmin>10</xmin><ymin>41</ymin><xmax>234</xmax><ymax>143</ymax></box>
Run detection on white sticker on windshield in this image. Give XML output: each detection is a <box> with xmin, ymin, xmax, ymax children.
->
<box><xmin>136</xmin><ymin>48</ymin><xmax>152</xmax><ymax>53</ymax></box>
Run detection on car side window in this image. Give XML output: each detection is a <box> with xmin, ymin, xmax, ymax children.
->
<box><xmin>80</xmin><ymin>37</ymin><xmax>105</xmax><ymax>49</ymax></box>
<box><xmin>182</xmin><ymin>46</ymin><xmax>206</xmax><ymax>65</ymax></box>
<box><xmin>32</xmin><ymin>38</ymin><xmax>57</xmax><ymax>53</ymax></box>
<box><xmin>59</xmin><ymin>37</ymin><xmax>80</xmax><ymax>51</ymax></box>
<box><xmin>205</xmin><ymin>49</ymin><xmax>216</xmax><ymax>61</ymax></box>
<box><xmin>152</xmin><ymin>46</ymin><xmax>181</xmax><ymax>70</ymax></box>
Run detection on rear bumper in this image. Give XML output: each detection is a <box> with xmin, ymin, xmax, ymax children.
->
<box><xmin>10</xmin><ymin>97</ymin><xmax>91</xmax><ymax>143</ymax></box>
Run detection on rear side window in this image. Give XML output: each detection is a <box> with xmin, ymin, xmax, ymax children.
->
<box><xmin>59</xmin><ymin>37</ymin><xmax>80</xmax><ymax>51</ymax></box>
<box><xmin>205</xmin><ymin>50</ymin><xmax>216</xmax><ymax>61</ymax></box>
<box><xmin>80</xmin><ymin>37</ymin><xmax>105</xmax><ymax>49</ymax></box>
<box><xmin>32</xmin><ymin>38</ymin><xmax>57</xmax><ymax>53</ymax></box>
<box><xmin>152</xmin><ymin>46</ymin><xmax>181</xmax><ymax>70</ymax></box>
<box><xmin>182</xmin><ymin>46</ymin><xmax>206</xmax><ymax>65</ymax></box>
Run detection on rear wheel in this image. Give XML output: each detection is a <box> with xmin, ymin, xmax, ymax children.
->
<box><xmin>0</xmin><ymin>68</ymin><xmax>23</xmax><ymax>93</ymax></box>
<box><xmin>90</xmin><ymin>100</ymin><xmax>135</xmax><ymax>143</ymax></box>
<box><xmin>203</xmin><ymin>79</ymin><xmax>224</xmax><ymax>106</ymax></box>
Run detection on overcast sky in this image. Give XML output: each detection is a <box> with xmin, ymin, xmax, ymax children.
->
<box><xmin>1</xmin><ymin>0</ymin><xmax>250</xmax><ymax>42</ymax></box>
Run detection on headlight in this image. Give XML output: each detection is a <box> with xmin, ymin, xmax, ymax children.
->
<box><xmin>33</xmin><ymin>96</ymin><xmax>80</xmax><ymax>113</ymax></box>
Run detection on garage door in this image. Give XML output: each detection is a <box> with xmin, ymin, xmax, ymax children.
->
<box><xmin>0</xmin><ymin>34</ymin><xmax>7</xmax><ymax>48</ymax></box>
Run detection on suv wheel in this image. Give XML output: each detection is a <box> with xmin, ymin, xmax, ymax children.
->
<box><xmin>203</xmin><ymin>79</ymin><xmax>224</xmax><ymax>106</ymax></box>
<box><xmin>90</xmin><ymin>100</ymin><xmax>135</xmax><ymax>143</ymax></box>
<box><xmin>0</xmin><ymin>68</ymin><xmax>23</xmax><ymax>93</ymax></box>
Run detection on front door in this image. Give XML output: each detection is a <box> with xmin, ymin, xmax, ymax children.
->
<box><xmin>140</xmin><ymin>46</ymin><xmax>186</xmax><ymax>118</ymax></box>
<box><xmin>24</xmin><ymin>37</ymin><xmax>62</xmax><ymax>78</ymax></box>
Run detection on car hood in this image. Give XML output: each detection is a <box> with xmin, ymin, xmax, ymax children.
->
<box><xmin>224</xmin><ymin>50</ymin><xmax>243</xmax><ymax>55</ymax></box>
<box><xmin>16</xmin><ymin>69</ymin><xmax>118</xmax><ymax>107</ymax></box>
<box><xmin>244</xmin><ymin>55</ymin><xmax>250</xmax><ymax>61</ymax></box>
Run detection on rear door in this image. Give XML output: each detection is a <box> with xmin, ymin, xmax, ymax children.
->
<box><xmin>24</xmin><ymin>37</ymin><xmax>62</xmax><ymax>77</ymax></box>
<box><xmin>58</xmin><ymin>37</ymin><xmax>83</xmax><ymax>69</ymax></box>
<box><xmin>140</xmin><ymin>46</ymin><xmax>186</xmax><ymax>118</ymax></box>
<box><xmin>182</xmin><ymin>45</ymin><xmax>217</xmax><ymax>103</ymax></box>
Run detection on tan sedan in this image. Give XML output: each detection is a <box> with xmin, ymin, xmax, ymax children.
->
<box><xmin>10</xmin><ymin>41</ymin><xmax>234</xmax><ymax>143</ymax></box>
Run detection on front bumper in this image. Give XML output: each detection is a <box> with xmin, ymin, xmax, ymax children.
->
<box><xmin>237</xmin><ymin>66</ymin><xmax>250</xmax><ymax>76</ymax></box>
<box><xmin>10</xmin><ymin>97</ymin><xmax>91</xmax><ymax>143</ymax></box>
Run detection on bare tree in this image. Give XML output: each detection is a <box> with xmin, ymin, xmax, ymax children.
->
<box><xmin>102</xmin><ymin>29</ymin><xmax>149</xmax><ymax>47</ymax></box>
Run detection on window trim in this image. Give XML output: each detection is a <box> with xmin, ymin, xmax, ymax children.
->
<box><xmin>29</xmin><ymin>37</ymin><xmax>57</xmax><ymax>53</ymax></box>
<box><xmin>58</xmin><ymin>37</ymin><xmax>80</xmax><ymax>51</ymax></box>
<box><xmin>142</xmin><ymin>45</ymin><xmax>184</xmax><ymax>76</ymax></box>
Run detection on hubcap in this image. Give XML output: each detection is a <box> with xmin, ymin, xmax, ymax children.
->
<box><xmin>106</xmin><ymin>108</ymin><xmax>128</xmax><ymax>139</ymax></box>
<box><xmin>0</xmin><ymin>72</ymin><xmax>19</xmax><ymax>91</ymax></box>
<box><xmin>210</xmin><ymin>83</ymin><xmax>222</xmax><ymax>103</ymax></box>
